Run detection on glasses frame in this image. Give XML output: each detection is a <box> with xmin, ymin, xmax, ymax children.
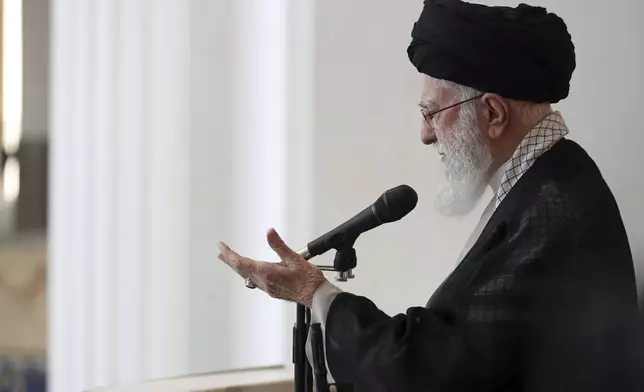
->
<box><xmin>421</xmin><ymin>94</ymin><xmax>485</xmax><ymax>125</ymax></box>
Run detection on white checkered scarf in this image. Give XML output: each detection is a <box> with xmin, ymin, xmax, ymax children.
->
<box><xmin>496</xmin><ymin>111</ymin><xmax>570</xmax><ymax>207</ymax></box>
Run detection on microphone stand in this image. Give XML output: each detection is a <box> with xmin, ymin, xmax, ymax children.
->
<box><xmin>246</xmin><ymin>241</ymin><xmax>358</xmax><ymax>392</ymax></box>
<box><xmin>293</xmin><ymin>242</ymin><xmax>358</xmax><ymax>392</ymax></box>
<box><xmin>293</xmin><ymin>302</ymin><xmax>310</xmax><ymax>392</ymax></box>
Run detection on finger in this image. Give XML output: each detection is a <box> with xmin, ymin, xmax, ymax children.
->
<box><xmin>266</xmin><ymin>228</ymin><xmax>299</xmax><ymax>262</ymax></box>
<box><xmin>217</xmin><ymin>242</ymin><xmax>252</xmax><ymax>275</ymax></box>
<box><xmin>217</xmin><ymin>242</ymin><xmax>239</xmax><ymax>265</ymax></box>
<box><xmin>217</xmin><ymin>242</ymin><xmax>275</xmax><ymax>288</ymax></box>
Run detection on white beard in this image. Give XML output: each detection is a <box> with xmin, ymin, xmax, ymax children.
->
<box><xmin>434</xmin><ymin>104</ymin><xmax>492</xmax><ymax>216</ymax></box>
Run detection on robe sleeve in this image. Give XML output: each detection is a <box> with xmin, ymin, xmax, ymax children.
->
<box><xmin>325</xmin><ymin>292</ymin><xmax>505</xmax><ymax>391</ymax></box>
<box><xmin>305</xmin><ymin>280</ymin><xmax>343</xmax><ymax>384</ymax></box>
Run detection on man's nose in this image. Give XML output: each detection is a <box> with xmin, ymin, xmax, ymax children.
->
<box><xmin>421</xmin><ymin>122</ymin><xmax>437</xmax><ymax>145</ymax></box>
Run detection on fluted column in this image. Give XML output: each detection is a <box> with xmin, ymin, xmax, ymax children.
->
<box><xmin>49</xmin><ymin>0</ymin><xmax>190</xmax><ymax>390</ymax></box>
<box><xmin>49</xmin><ymin>0</ymin><xmax>317</xmax><ymax>390</ymax></box>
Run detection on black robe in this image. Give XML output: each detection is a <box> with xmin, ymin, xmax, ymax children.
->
<box><xmin>325</xmin><ymin>139</ymin><xmax>644</xmax><ymax>392</ymax></box>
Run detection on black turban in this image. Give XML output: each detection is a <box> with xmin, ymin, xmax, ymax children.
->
<box><xmin>407</xmin><ymin>0</ymin><xmax>576</xmax><ymax>103</ymax></box>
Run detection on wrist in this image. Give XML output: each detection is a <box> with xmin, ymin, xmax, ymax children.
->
<box><xmin>302</xmin><ymin>276</ymin><xmax>327</xmax><ymax>308</ymax></box>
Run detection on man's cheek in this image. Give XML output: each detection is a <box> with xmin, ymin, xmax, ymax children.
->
<box><xmin>434</xmin><ymin>128</ymin><xmax>450</xmax><ymax>145</ymax></box>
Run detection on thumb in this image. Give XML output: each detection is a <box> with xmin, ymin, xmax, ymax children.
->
<box><xmin>267</xmin><ymin>228</ymin><xmax>299</xmax><ymax>262</ymax></box>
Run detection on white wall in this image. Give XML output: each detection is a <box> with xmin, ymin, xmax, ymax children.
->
<box><xmin>310</xmin><ymin>0</ymin><xmax>644</xmax><ymax>315</ymax></box>
<box><xmin>311</xmin><ymin>0</ymin><xmax>481</xmax><ymax>314</ymax></box>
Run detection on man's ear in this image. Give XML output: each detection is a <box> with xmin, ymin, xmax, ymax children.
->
<box><xmin>481</xmin><ymin>93</ymin><xmax>509</xmax><ymax>140</ymax></box>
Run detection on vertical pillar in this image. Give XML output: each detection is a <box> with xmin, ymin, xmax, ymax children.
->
<box><xmin>50</xmin><ymin>0</ymin><xmax>316</xmax><ymax>389</ymax></box>
<box><xmin>49</xmin><ymin>0</ymin><xmax>190</xmax><ymax>390</ymax></box>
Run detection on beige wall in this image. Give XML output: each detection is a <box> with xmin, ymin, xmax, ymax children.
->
<box><xmin>0</xmin><ymin>241</ymin><xmax>47</xmax><ymax>359</ymax></box>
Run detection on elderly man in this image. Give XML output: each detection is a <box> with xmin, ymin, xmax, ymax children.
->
<box><xmin>218</xmin><ymin>1</ymin><xmax>643</xmax><ymax>391</ymax></box>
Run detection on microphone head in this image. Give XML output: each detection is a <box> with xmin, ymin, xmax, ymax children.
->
<box><xmin>373</xmin><ymin>185</ymin><xmax>418</xmax><ymax>223</ymax></box>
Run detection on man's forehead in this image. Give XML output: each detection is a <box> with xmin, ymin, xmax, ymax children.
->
<box><xmin>420</xmin><ymin>76</ymin><xmax>455</xmax><ymax>107</ymax></box>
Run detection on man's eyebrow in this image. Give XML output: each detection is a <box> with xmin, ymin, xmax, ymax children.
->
<box><xmin>419</xmin><ymin>100</ymin><xmax>438</xmax><ymax>110</ymax></box>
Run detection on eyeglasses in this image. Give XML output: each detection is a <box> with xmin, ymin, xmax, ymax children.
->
<box><xmin>421</xmin><ymin>94</ymin><xmax>484</xmax><ymax>125</ymax></box>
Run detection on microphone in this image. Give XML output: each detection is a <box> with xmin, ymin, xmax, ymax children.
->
<box><xmin>304</xmin><ymin>184</ymin><xmax>418</xmax><ymax>258</ymax></box>
<box><xmin>245</xmin><ymin>184</ymin><xmax>418</xmax><ymax>289</ymax></box>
